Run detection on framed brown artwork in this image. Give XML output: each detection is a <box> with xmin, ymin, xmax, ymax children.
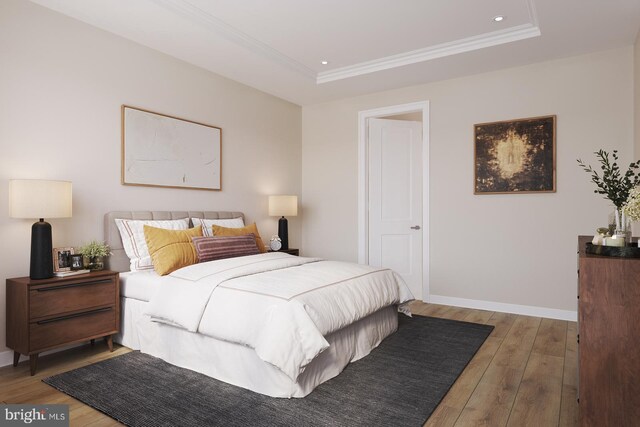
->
<box><xmin>52</xmin><ymin>247</ymin><xmax>74</xmax><ymax>273</ymax></box>
<box><xmin>474</xmin><ymin>115</ymin><xmax>556</xmax><ymax>194</ymax></box>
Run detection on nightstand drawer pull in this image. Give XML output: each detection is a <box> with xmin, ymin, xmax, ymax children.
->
<box><xmin>36</xmin><ymin>307</ymin><xmax>112</xmax><ymax>325</ymax></box>
<box><xmin>36</xmin><ymin>279</ymin><xmax>112</xmax><ymax>292</ymax></box>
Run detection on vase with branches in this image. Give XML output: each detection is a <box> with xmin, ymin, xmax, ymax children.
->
<box><xmin>577</xmin><ymin>149</ymin><xmax>640</xmax><ymax>238</ymax></box>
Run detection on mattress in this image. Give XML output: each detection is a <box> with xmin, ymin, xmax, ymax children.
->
<box><xmin>119</xmin><ymin>270</ymin><xmax>163</xmax><ymax>302</ymax></box>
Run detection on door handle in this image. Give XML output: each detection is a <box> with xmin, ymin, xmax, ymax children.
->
<box><xmin>410</xmin><ymin>225</ymin><xmax>421</xmax><ymax>230</ymax></box>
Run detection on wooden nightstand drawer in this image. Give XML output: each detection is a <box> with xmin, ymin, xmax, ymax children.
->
<box><xmin>30</xmin><ymin>306</ymin><xmax>116</xmax><ymax>351</ymax></box>
<box><xmin>30</xmin><ymin>277</ymin><xmax>116</xmax><ymax>319</ymax></box>
<box><xmin>7</xmin><ymin>270</ymin><xmax>120</xmax><ymax>375</ymax></box>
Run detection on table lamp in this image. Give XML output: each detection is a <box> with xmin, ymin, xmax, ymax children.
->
<box><xmin>9</xmin><ymin>180</ymin><xmax>72</xmax><ymax>279</ymax></box>
<box><xmin>268</xmin><ymin>195</ymin><xmax>297</xmax><ymax>250</ymax></box>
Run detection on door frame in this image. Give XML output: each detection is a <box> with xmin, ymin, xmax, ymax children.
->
<box><xmin>357</xmin><ymin>101</ymin><xmax>430</xmax><ymax>302</ymax></box>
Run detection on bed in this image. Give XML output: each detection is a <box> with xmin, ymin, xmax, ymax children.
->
<box><xmin>105</xmin><ymin>211</ymin><xmax>413</xmax><ymax>398</ymax></box>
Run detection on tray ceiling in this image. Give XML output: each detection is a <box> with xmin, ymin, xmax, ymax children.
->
<box><xmin>29</xmin><ymin>0</ymin><xmax>640</xmax><ymax>105</ymax></box>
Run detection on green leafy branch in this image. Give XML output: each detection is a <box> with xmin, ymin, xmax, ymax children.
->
<box><xmin>577</xmin><ymin>149</ymin><xmax>640</xmax><ymax>209</ymax></box>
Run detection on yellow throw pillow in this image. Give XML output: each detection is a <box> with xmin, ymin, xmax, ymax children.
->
<box><xmin>212</xmin><ymin>223</ymin><xmax>266</xmax><ymax>253</ymax></box>
<box><xmin>144</xmin><ymin>225</ymin><xmax>203</xmax><ymax>275</ymax></box>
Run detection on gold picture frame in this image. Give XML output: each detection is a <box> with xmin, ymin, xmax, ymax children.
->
<box><xmin>474</xmin><ymin>115</ymin><xmax>556</xmax><ymax>194</ymax></box>
<box><xmin>52</xmin><ymin>247</ymin><xmax>74</xmax><ymax>273</ymax></box>
<box><xmin>121</xmin><ymin>105</ymin><xmax>222</xmax><ymax>191</ymax></box>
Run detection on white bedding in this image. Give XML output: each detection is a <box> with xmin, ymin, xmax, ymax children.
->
<box><xmin>117</xmin><ymin>297</ymin><xmax>400</xmax><ymax>397</ymax></box>
<box><xmin>145</xmin><ymin>252</ymin><xmax>413</xmax><ymax>382</ymax></box>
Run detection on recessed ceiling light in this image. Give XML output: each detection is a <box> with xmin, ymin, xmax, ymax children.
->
<box><xmin>493</xmin><ymin>15</ymin><xmax>505</xmax><ymax>22</ymax></box>
<box><xmin>321</xmin><ymin>60</ymin><xmax>329</xmax><ymax>65</ymax></box>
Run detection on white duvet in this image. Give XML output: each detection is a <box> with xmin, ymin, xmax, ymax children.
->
<box><xmin>145</xmin><ymin>252</ymin><xmax>413</xmax><ymax>381</ymax></box>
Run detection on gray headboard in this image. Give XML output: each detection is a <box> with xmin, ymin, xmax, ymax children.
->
<box><xmin>104</xmin><ymin>211</ymin><xmax>245</xmax><ymax>273</ymax></box>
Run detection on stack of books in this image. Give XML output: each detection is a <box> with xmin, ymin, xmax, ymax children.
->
<box><xmin>54</xmin><ymin>269</ymin><xmax>90</xmax><ymax>278</ymax></box>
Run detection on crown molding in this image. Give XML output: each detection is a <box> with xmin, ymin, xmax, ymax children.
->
<box><xmin>526</xmin><ymin>0</ymin><xmax>541</xmax><ymax>27</ymax></box>
<box><xmin>151</xmin><ymin>0</ymin><xmax>317</xmax><ymax>79</ymax></box>
<box><xmin>317</xmin><ymin>23</ymin><xmax>541</xmax><ymax>84</ymax></box>
<box><xmin>152</xmin><ymin>0</ymin><xmax>541</xmax><ymax>86</ymax></box>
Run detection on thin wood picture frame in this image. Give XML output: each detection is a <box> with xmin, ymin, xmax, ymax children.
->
<box><xmin>474</xmin><ymin>115</ymin><xmax>556</xmax><ymax>194</ymax></box>
<box><xmin>121</xmin><ymin>105</ymin><xmax>222</xmax><ymax>191</ymax></box>
<box><xmin>52</xmin><ymin>247</ymin><xmax>74</xmax><ymax>273</ymax></box>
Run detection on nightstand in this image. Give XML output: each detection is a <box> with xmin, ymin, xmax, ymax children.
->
<box><xmin>6</xmin><ymin>270</ymin><xmax>120</xmax><ymax>375</ymax></box>
<box><xmin>269</xmin><ymin>248</ymin><xmax>299</xmax><ymax>256</ymax></box>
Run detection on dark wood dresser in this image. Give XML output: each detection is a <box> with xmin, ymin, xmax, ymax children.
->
<box><xmin>6</xmin><ymin>270</ymin><xmax>120</xmax><ymax>375</ymax></box>
<box><xmin>577</xmin><ymin>236</ymin><xmax>640</xmax><ymax>425</ymax></box>
<box><xmin>268</xmin><ymin>248</ymin><xmax>299</xmax><ymax>256</ymax></box>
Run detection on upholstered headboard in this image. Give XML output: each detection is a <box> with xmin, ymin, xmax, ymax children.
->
<box><xmin>104</xmin><ymin>211</ymin><xmax>245</xmax><ymax>272</ymax></box>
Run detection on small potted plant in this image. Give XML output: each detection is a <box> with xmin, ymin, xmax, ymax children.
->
<box><xmin>78</xmin><ymin>240</ymin><xmax>111</xmax><ymax>271</ymax></box>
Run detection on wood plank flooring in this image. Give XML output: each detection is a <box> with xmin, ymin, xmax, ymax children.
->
<box><xmin>415</xmin><ymin>302</ymin><xmax>578</xmax><ymax>427</ymax></box>
<box><xmin>0</xmin><ymin>302</ymin><xmax>579</xmax><ymax>426</ymax></box>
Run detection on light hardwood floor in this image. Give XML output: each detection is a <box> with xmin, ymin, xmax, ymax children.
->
<box><xmin>0</xmin><ymin>302</ymin><xmax>579</xmax><ymax>427</ymax></box>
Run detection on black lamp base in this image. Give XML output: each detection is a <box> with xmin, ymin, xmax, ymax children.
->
<box><xmin>30</xmin><ymin>219</ymin><xmax>53</xmax><ymax>280</ymax></box>
<box><xmin>278</xmin><ymin>216</ymin><xmax>289</xmax><ymax>250</ymax></box>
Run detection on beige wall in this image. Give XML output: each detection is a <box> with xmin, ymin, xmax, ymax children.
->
<box><xmin>635</xmin><ymin>31</ymin><xmax>640</xmax><ymax>158</ymax></box>
<box><xmin>633</xmin><ymin>31</ymin><xmax>640</xmax><ymax>238</ymax></box>
<box><xmin>0</xmin><ymin>0</ymin><xmax>301</xmax><ymax>356</ymax></box>
<box><xmin>302</xmin><ymin>47</ymin><xmax>634</xmax><ymax>313</ymax></box>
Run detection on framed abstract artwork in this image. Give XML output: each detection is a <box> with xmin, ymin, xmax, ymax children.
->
<box><xmin>122</xmin><ymin>105</ymin><xmax>222</xmax><ymax>191</ymax></box>
<box><xmin>474</xmin><ymin>115</ymin><xmax>556</xmax><ymax>194</ymax></box>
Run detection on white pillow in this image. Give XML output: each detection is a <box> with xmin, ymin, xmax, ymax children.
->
<box><xmin>115</xmin><ymin>218</ymin><xmax>190</xmax><ymax>272</ymax></box>
<box><xmin>191</xmin><ymin>217</ymin><xmax>245</xmax><ymax>237</ymax></box>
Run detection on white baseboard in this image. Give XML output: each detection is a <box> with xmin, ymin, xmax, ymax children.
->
<box><xmin>428</xmin><ymin>295</ymin><xmax>577</xmax><ymax>322</ymax></box>
<box><xmin>0</xmin><ymin>349</ymin><xmax>14</xmax><ymax>368</ymax></box>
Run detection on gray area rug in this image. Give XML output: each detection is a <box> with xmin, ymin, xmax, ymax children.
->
<box><xmin>43</xmin><ymin>315</ymin><xmax>493</xmax><ymax>426</ymax></box>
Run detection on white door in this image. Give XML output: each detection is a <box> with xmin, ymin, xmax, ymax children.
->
<box><xmin>368</xmin><ymin>118</ymin><xmax>423</xmax><ymax>300</ymax></box>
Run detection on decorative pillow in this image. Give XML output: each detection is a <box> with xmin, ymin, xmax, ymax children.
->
<box><xmin>143</xmin><ymin>225</ymin><xmax>203</xmax><ymax>276</ymax></box>
<box><xmin>191</xmin><ymin>217</ymin><xmax>245</xmax><ymax>237</ymax></box>
<box><xmin>115</xmin><ymin>218</ymin><xmax>190</xmax><ymax>272</ymax></box>
<box><xmin>192</xmin><ymin>235</ymin><xmax>260</xmax><ymax>263</ymax></box>
<box><xmin>212</xmin><ymin>223</ymin><xmax>266</xmax><ymax>253</ymax></box>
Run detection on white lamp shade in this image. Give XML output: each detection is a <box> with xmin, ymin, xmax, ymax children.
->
<box><xmin>9</xmin><ymin>179</ymin><xmax>72</xmax><ymax>219</ymax></box>
<box><xmin>268</xmin><ymin>195</ymin><xmax>298</xmax><ymax>217</ymax></box>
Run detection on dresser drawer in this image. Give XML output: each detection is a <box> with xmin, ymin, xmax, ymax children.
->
<box><xmin>7</xmin><ymin>270</ymin><xmax>119</xmax><ymax>375</ymax></box>
<box><xmin>30</xmin><ymin>277</ymin><xmax>116</xmax><ymax>319</ymax></box>
<box><xmin>29</xmin><ymin>306</ymin><xmax>116</xmax><ymax>350</ymax></box>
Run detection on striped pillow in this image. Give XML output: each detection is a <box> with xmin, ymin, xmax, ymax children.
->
<box><xmin>192</xmin><ymin>235</ymin><xmax>260</xmax><ymax>263</ymax></box>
